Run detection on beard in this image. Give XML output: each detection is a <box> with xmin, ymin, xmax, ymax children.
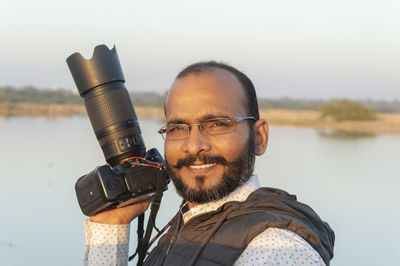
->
<box><xmin>166</xmin><ymin>133</ymin><xmax>256</xmax><ymax>204</ymax></box>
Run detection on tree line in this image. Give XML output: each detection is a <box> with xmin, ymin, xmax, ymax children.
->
<box><xmin>1</xmin><ymin>86</ymin><xmax>399</xmax><ymax>115</ymax></box>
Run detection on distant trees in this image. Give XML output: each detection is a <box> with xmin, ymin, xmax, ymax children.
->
<box><xmin>0</xmin><ymin>86</ymin><xmax>166</xmax><ymax>107</ymax></box>
<box><xmin>130</xmin><ymin>92</ymin><xmax>165</xmax><ymax>108</ymax></box>
<box><xmin>258</xmin><ymin>97</ymin><xmax>400</xmax><ymax>113</ymax></box>
<box><xmin>258</xmin><ymin>97</ymin><xmax>324</xmax><ymax>110</ymax></box>
<box><xmin>319</xmin><ymin>99</ymin><xmax>376</xmax><ymax>121</ymax></box>
<box><xmin>1</xmin><ymin>86</ymin><xmax>399</xmax><ymax>114</ymax></box>
<box><xmin>0</xmin><ymin>86</ymin><xmax>82</xmax><ymax>104</ymax></box>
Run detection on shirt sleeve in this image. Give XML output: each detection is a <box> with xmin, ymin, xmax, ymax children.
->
<box><xmin>83</xmin><ymin>220</ymin><xmax>130</xmax><ymax>266</ymax></box>
<box><xmin>234</xmin><ymin>228</ymin><xmax>325</xmax><ymax>266</ymax></box>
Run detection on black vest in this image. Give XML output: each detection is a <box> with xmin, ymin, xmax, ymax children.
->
<box><xmin>144</xmin><ymin>188</ymin><xmax>335</xmax><ymax>266</ymax></box>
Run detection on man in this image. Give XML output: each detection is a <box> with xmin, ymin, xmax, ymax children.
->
<box><xmin>84</xmin><ymin>62</ymin><xmax>335</xmax><ymax>265</ymax></box>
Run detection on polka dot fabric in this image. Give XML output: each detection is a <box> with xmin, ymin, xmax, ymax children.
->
<box><xmin>234</xmin><ymin>228</ymin><xmax>325</xmax><ymax>266</ymax></box>
<box><xmin>84</xmin><ymin>175</ymin><xmax>325</xmax><ymax>265</ymax></box>
<box><xmin>84</xmin><ymin>220</ymin><xmax>130</xmax><ymax>266</ymax></box>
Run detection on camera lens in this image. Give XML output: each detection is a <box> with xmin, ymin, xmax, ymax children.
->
<box><xmin>66</xmin><ymin>45</ymin><xmax>146</xmax><ymax>166</ymax></box>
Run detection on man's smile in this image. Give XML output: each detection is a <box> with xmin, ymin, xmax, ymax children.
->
<box><xmin>172</xmin><ymin>154</ymin><xmax>227</xmax><ymax>169</ymax></box>
<box><xmin>183</xmin><ymin>162</ymin><xmax>219</xmax><ymax>175</ymax></box>
<box><xmin>188</xmin><ymin>163</ymin><xmax>217</xmax><ymax>170</ymax></box>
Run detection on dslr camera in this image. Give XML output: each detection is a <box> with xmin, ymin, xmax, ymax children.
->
<box><xmin>67</xmin><ymin>45</ymin><xmax>168</xmax><ymax>216</ymax></box>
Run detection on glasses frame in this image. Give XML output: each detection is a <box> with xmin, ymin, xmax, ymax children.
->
<box><xmin>158</xmin><ymin>116</ymin><xmax>257</xmax><ymax>141</ymax></box>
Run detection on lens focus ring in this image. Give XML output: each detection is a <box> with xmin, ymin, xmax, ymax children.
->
<box><xmin>85</xmin><ymin>85</ymin><xmax>137</xmax><ymax>134</ymax></box>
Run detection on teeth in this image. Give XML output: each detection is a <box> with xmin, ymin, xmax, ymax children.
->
<box><xmin>189</xmin><ymin>163</ymin><xmax>216</xmax><ymax>169</ymax></box>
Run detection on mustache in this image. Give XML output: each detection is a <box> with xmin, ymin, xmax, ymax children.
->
<box><xmin>171</xmin><ymin>154</ymin><xmax>228</xmax><ymax>169</ymax></box>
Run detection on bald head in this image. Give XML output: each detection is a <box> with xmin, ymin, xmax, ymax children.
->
<box><xmin>165</xmin><ymin>61</ymin><xmax>259</xmax><ymax>120</ymax></box>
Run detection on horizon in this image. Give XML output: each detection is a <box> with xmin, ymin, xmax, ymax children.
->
<box><xmin>1</xmin><ymin>0</ymin><xmax>399</xmax><ymax>101</ymax></box>
<box><xmin>3</xmin><ymin>85</ymin><xmax>400</xmax><ymax>104</ymax></box>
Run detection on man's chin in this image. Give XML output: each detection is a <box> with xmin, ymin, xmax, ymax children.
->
<box><xmin>165</xmin><ymin>139</ymin><xmax>255</xmax><ymax>203</ymax></box>
<box><xmin>185</xmin><ymin>175</ymin><xmax>224</xmax><ymax>192</ymax></box>
<box><xmin>169</xmin><ymin>172</ymin><xmax>234</xmax><ymax>204</ymax></box>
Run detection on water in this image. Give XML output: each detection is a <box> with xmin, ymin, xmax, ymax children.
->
<box><xmin>0</xmin><ymin>117</ymin><xmax>399</xmax><ymax>266</ymax></box>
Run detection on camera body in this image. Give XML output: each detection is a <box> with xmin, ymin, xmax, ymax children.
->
<box><xmin>75</xmin><ymin>148</ymin><xmax>167</xmax><ymax>216</ymax></box>
<box><xmin>67</xmin><ymin>45</ymin><xmax>169</xmax><ymax>216</ymax></box>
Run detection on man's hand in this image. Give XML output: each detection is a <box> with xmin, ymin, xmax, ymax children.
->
<box><xmin>89</xmin><ymin>195</ymin><xmax>152</xmax><ymax>225</ymax></box>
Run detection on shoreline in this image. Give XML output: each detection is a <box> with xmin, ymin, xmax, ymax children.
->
<box><xmin>1</xmin><ymin>103</ymin><xmax>400</xmax><ymax>136</ymax></box>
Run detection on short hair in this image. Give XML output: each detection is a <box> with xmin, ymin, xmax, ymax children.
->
<box><xmin>175</xmin><ymin>61</ymin><xmax>260</xmax><ymax>120</ymax></box>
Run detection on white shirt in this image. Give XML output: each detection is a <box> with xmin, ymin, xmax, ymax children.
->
<box><xmin>84</xmin><ymin>175</ymin><xmax>325</xmax><ymax>265</ymax></box>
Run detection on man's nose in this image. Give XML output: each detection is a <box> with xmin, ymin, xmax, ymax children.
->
<box><xmin>183</xmin><ymin>125</ymin><xmax>211</xmax><ymax>155</ymax></box>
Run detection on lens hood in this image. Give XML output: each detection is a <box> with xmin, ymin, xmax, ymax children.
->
<box><xmin>66</xmin><ymin>45</ymin><xmax>125</xmax><ymax>96</ymax></box>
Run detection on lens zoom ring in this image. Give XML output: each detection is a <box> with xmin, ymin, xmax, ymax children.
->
<box><xmin>85</xmin><ymin>88</ymin><xmax>137</xmax><ymax>132</ymax></box>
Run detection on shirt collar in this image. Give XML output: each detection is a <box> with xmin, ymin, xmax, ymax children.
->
<box><xmin>181</xmin><ymin>174</ymin><xmax>260</xmax><ymax>223</ymax></box>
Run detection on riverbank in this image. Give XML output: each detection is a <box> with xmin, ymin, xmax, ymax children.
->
<box><xmin>260</xmin><ymin>109</ymin><xmax>400</xmax><ymax>136</ymax></box>
<box><xmin>1</xmin><ymin>103</ymin><xmax>400</xmax><ymax>135</ymax></box>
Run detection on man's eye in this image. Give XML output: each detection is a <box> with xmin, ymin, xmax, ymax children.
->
<box><xmin>207</xmin><ymin>120</ymin><xmax>230</xmax><ymax>128</ymax></box>
<box><xmin>167</xmin><ymin>125</ymin><xmax>185</xmax><ymax>133</ymax></box>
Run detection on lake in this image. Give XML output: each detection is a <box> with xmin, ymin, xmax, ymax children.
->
<box><xmin>0</xmin><ymin>116</ymin><xmax>399</xmax><ymax>266</ymax></box>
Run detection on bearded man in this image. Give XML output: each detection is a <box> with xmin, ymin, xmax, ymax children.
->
<box><xmin>83</xmin><ymin>62</ymin><xmax>335</xmax><ymax>266</ymax></box>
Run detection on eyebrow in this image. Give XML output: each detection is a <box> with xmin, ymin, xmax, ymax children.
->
<box><xmin>166</xmin><ymin>113</ymin><xmax>233</xmax><ymax>125</ymax></box>
<box><xmin>167</xmin><ymin>119</ymin><xmax>188</xmax><ymax>125</ymax></box>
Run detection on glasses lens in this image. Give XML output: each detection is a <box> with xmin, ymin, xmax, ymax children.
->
<box><xmin>202</xmin><ymin>119</ymin><xmax>235</xmax><ymax>135</ymax></box>
<box><xmin>165</xmin><ymin>124</ymin><xmax>188</xmax><ymax>140</ymax></box>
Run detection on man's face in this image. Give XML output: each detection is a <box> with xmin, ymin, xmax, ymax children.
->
<box><xmin>164</xmin><ymin>69</ymin><xmax>255</xmax><ymax>204</ymax></box>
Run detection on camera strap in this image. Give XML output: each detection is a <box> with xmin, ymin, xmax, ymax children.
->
<box><xmin>136</xmin><ymin>167</ymin><xmax>168</xmax><ymax>266</ymax></box>
<box><xmin>128</xmin><ymin>213</ymin><xmax>145</xmax><ymax>262</ymax></box>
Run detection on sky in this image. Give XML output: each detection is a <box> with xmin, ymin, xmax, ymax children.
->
<box><xmin>0</xmin><ymin>0</ymin><xmax>399</xmax><ymax>100</ymax></box>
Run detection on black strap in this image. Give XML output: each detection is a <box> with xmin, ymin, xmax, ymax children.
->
<box><xmin>137</xmin><ymin>168</ymin><xmax>168</xmax><ymax>266</ymax></box>
<box><xmin>129</xmin><ymin>213</ymin><xmax>145</xmax><ymax>261</ymax></box>
<box><xmin>147</xmin><ymin>221</ymin><xmax>171</xmax><ymax>250</ymax></box>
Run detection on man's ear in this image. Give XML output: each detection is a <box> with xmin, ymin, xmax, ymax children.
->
<box><xmin>253</xmin><ymin>119</ymin><xmax>269</xmax><ymax>156</ymax></box>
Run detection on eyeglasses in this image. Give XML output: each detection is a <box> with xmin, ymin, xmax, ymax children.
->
<box><xmin>158</xmin><ymin>116</ymin><xmax>257</xmax><ymax>140</ymax></box>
